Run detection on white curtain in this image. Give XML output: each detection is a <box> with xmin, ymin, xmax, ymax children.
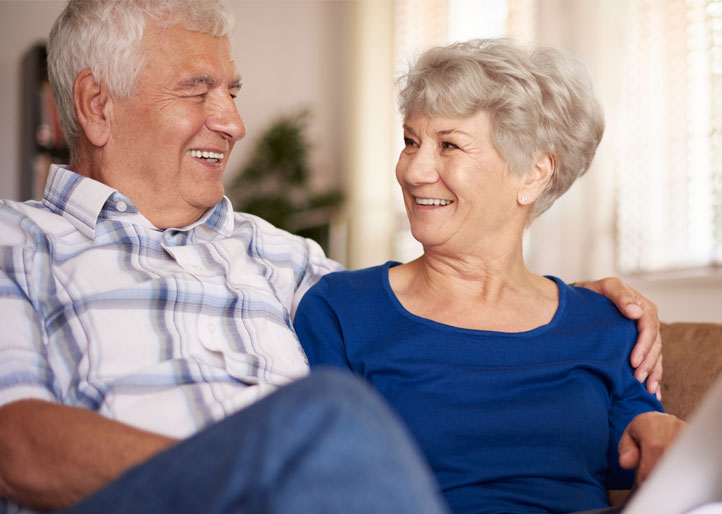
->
<box><xmin>615</xmin><ymin>0</ymin><xmax>722</xmax><ymax>273</ymax></box>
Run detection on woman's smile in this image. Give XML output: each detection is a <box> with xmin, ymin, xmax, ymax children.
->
<box><xmin>414</xmin><ymin>197</ymin><xmax>454</xmax><ymax>207</ymax></box>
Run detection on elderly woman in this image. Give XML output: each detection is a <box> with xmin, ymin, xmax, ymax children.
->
<box><xmin>293</xmin><ymin>39</ymin><xmax>683</xmax><ymax>514</ymax></box>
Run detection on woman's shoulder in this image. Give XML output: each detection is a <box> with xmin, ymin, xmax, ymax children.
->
<box><xmin>318</xmin><ymin>261</ymin><xmax>399</xmax><ymax>290</ymax></box>
<box><xmin>299</xmin><ymin>262</ymin><xmax>402</xmax><ymax>329</ymax></box>
<box><xmin>551</xmin><ymin>276</ymin><xmax>635</xmax><ymax>330</ymax></box>
<box><xmin>545</xmin><ymin>277</ymin><xmax>639</xmax><ymax>362</ymax></box>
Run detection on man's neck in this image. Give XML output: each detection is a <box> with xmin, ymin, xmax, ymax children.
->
<box><xmin>70</xmin><ymin>154</ymin><xmax>208</xmax><ymax>230</ymax></box>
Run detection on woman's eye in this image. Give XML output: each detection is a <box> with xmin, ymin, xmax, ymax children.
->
<box><xmin>403</xmin><ymin>137</ymin><xmax>417</xmax><ymax>147</ymax></box>
<box><xmin>442</xmin><ymin>141</ymin><xmax>459</xmax><ymax>150</ymax></box>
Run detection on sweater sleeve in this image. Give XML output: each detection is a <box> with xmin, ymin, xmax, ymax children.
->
<box><xmin>606</xmin><ymin>320</ymin><xmax>664</xmax><ymax>489</ymax></box>
<box><xmin>293</xmin><ymin>277</ymin><xmax>353</xmax><ymax>372</ymax></box>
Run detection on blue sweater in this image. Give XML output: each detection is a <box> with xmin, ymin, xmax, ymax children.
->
<box><xmin>293</xmin><ymin>262</ymin><xmax>662</xmax><ymax>514</ymax></box>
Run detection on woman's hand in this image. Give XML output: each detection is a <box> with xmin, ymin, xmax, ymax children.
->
<box><xmin>618</xmin><ymin>411</ymin><xmax>686</xmax><ymax>484</ymax></box>
<box><xmin>574</xmin><ymin>277</ymin><xmax>662</xmax><ymax>399</ymax></box>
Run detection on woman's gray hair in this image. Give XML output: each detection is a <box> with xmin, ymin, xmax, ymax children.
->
<box><xmin>47</xmin><ymin>0</ymin><xmax>235</xmax><ymax>153</ymax></box>
<box><xmin>397</xmin><ymin>38</ymin><xmax>605</xmax><ymax>217</ymax></box>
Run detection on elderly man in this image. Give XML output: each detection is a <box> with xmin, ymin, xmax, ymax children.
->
<box><xmin>0</xmin><ymin>1</ymin><xmax>662</xmax><ymax>513</ymax></box>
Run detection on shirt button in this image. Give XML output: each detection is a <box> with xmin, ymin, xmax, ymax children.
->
<box><xmin>208</xmin><ymin>323</ymin><xmax>216</xmax><ymax>333</ymax></box>
<box><xmin>116</xmin><ymin>201</ymin><xmax>128</xmax><ymax>212</ymax></box>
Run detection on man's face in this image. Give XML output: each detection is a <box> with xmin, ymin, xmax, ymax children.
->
<box><xmin>105</xmin><ymin>23</ymin><xmax>245</xmax><ymax>228</ymax></box>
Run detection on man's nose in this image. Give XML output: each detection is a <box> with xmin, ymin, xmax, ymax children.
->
<box><xmin>207</xmin><ymin>95</ymin><xmax>246</xmax><ymax>142</ymax></box>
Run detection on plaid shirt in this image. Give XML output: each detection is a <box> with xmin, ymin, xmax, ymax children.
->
<box><xmin>0</xmin><ymin>165</ymin><xmax>341</xmax><ymax>438</ymax></box>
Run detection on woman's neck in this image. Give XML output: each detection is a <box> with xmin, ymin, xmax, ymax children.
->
<box><xmin>389</xmin><ymin>248</ymin><xmax>559</xmax><ymax>332</ymax></box>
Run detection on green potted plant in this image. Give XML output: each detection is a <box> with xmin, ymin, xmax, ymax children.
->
<box><xmin>226</xmin><ymin>110</ymin><xmax>343</xmax><ymax>253</ymax></box>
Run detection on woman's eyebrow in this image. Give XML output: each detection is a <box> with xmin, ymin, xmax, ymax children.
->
<box><xmin>402</xmin><ymin>124</ymin><xmax>418</xmax><ymax>136</ymax></box>
<box><xmin>438</xmin><ymin>129</ymin><xmax>471</xmax><ymax>137</ymax></box>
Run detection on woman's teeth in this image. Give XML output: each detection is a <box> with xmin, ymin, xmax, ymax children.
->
<box><xmin>416</xmin><ymin>198</ymin><xmax>452</xmax><ymax>206</ymax></box>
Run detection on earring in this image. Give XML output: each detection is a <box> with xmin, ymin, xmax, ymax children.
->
<box><xmin>519</xmin><ymin>194</ymin><xmax>528</xmax><ymax>204</ymax></box>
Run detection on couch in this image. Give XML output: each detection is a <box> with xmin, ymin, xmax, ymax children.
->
<box><xmin>657</xmin><ymin>321</ymin><xmax>722</xmax><ymax>419</ymax></box>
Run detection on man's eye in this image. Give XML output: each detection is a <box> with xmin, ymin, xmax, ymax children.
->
<box><xmin>403</xmin><ymin>137</ymin><xmax>416</xmax><ymax>147</ymax></box>
<box><xmin>442</xmin><ymin>141</ymin><xmax>459</xmax><ymax>150</ymax></box>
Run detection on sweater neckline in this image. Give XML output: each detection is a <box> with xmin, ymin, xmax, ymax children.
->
<box><xmin>379</xmin><ymin>260</ymin><xmax>566</xmax><ymax>338</ymax></box>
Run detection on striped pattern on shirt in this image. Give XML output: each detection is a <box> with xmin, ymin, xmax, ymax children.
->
<box><xmin>0</xmin><ymin>165</ymin><xmax>342</xmax><ymax>438</ymax></box>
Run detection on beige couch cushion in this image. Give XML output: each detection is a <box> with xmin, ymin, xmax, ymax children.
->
<box><xmin>659</xmin><ymin>322</ymin><xmax>722</xmax><ymax>420</ymax></box>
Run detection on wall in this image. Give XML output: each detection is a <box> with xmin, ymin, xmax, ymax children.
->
<box><xmin>0</xmin><ymin>1</ymin><xmax>65</xmax><ymax>201</ymax></box>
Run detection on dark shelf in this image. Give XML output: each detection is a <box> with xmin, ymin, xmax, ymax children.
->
<box><xmin>19</xmin><ymin>43</ymin><xmax>69</xmax><ymax>201</ymax></box>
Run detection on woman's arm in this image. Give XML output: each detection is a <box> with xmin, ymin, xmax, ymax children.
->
<box><xmin>618</xmin><ymin>411</ymin><xmax>686</xmax><ymax>484</ymax></box>
<box><xmin>293</xmin><ymin>278</ymin><xmax>352</xmax><ymax>370</ymax></box>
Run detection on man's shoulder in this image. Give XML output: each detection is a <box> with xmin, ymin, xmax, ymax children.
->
<box><xmin>0</xmin><ymin>198</ymin><xmax>65</xmax><ymax>245</ymax></box>
<box><xmin>229</xmin><ymin>210</ymin><xmax>342</xmax><ymax>276</ymax></box>
<box><xmin>227</xmin><ymin>211</ymin><xmax>301</xmax><ymax>246</ymax></box>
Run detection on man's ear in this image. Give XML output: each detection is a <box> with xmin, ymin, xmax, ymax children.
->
<box><xmin>73</xmin><ymin>69</ymin><xmax>111</xmax><ymax>148</ymax></box>
<box><xmin>517</xmin><ymin>152</ymin><xmax>555</xmax><ymax>205</ymax></box>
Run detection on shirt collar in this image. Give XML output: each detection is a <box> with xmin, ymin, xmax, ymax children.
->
<box><xmin>42</xmin><ymin>165</ymin><xmax>234</xmax><ymax>239</ymax></box>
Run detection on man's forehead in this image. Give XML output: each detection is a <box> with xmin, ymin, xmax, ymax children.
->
<box><xmin>140</xmin><ymin>25</ymin><xmax>239</xmax><ymax>84</ymax></box>
<box><xmin>142</xmin><ymin>22</ymin><xmax>233</xmax><ymax>60</ymax></box>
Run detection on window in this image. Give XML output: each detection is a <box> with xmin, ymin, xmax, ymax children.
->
<box><xmin>615</xmin><ymin>0</ymin><xmax>722</xmax><ymax>272</ymax></box>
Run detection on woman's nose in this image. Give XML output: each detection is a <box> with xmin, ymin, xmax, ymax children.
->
<box><xmin>398</xmin><ymin>147</ymin><xmax>440</xmax><ymax>185</ymax></box>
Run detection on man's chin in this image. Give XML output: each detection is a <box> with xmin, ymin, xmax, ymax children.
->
<box><xmin>187</xmin><ymin>184</ymin><xmax>225</xmax><ymax>208</ymax></box>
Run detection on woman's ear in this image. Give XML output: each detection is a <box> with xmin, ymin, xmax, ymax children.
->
<box><xmin>73</xmin><ymin>69</ymin><xmax>111</xmax><ymax>148</ymax></box>
<box><xmin>518</xmin><ymin>152</ymin><xmax>554</xmax><ymax>205</ymax></box>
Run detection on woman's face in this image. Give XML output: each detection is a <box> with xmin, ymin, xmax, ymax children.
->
<box><xmin>396</xmin><ymin>110</ymin><xmax>525</xmax><ymax>253</ymax></box>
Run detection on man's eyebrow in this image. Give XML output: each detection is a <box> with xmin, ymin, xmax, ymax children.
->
<box><xmin>177</xmin><ymin>75</ymin><xmax>242</xmax><ymax>91</ymax></box>
<box><xmin>177</xmin><ymin>75</ymin><xmax>218</xmax><ymax>90</ymax></box>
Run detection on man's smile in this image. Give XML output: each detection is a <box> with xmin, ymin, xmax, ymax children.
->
<box><xmin>188</xmin><ymin>149</ymin><xmax>224</xmax><ymax>163</ymax></box>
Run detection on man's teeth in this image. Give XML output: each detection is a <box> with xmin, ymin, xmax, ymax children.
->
<box><xmin>189</xmin><ymin>150</ymin><xmax>224</xmax><ymax>162</ymax></box>
<box><xmin>416</xmin><ymin>198</ymin><xmax>452</xmax><ymax>206</ymax></box>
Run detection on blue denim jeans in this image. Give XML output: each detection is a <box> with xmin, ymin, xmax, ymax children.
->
<box><xmin>58</xmin><ymin>369</ymin><xmax>449</xmax><ymax>514</ymax></box>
